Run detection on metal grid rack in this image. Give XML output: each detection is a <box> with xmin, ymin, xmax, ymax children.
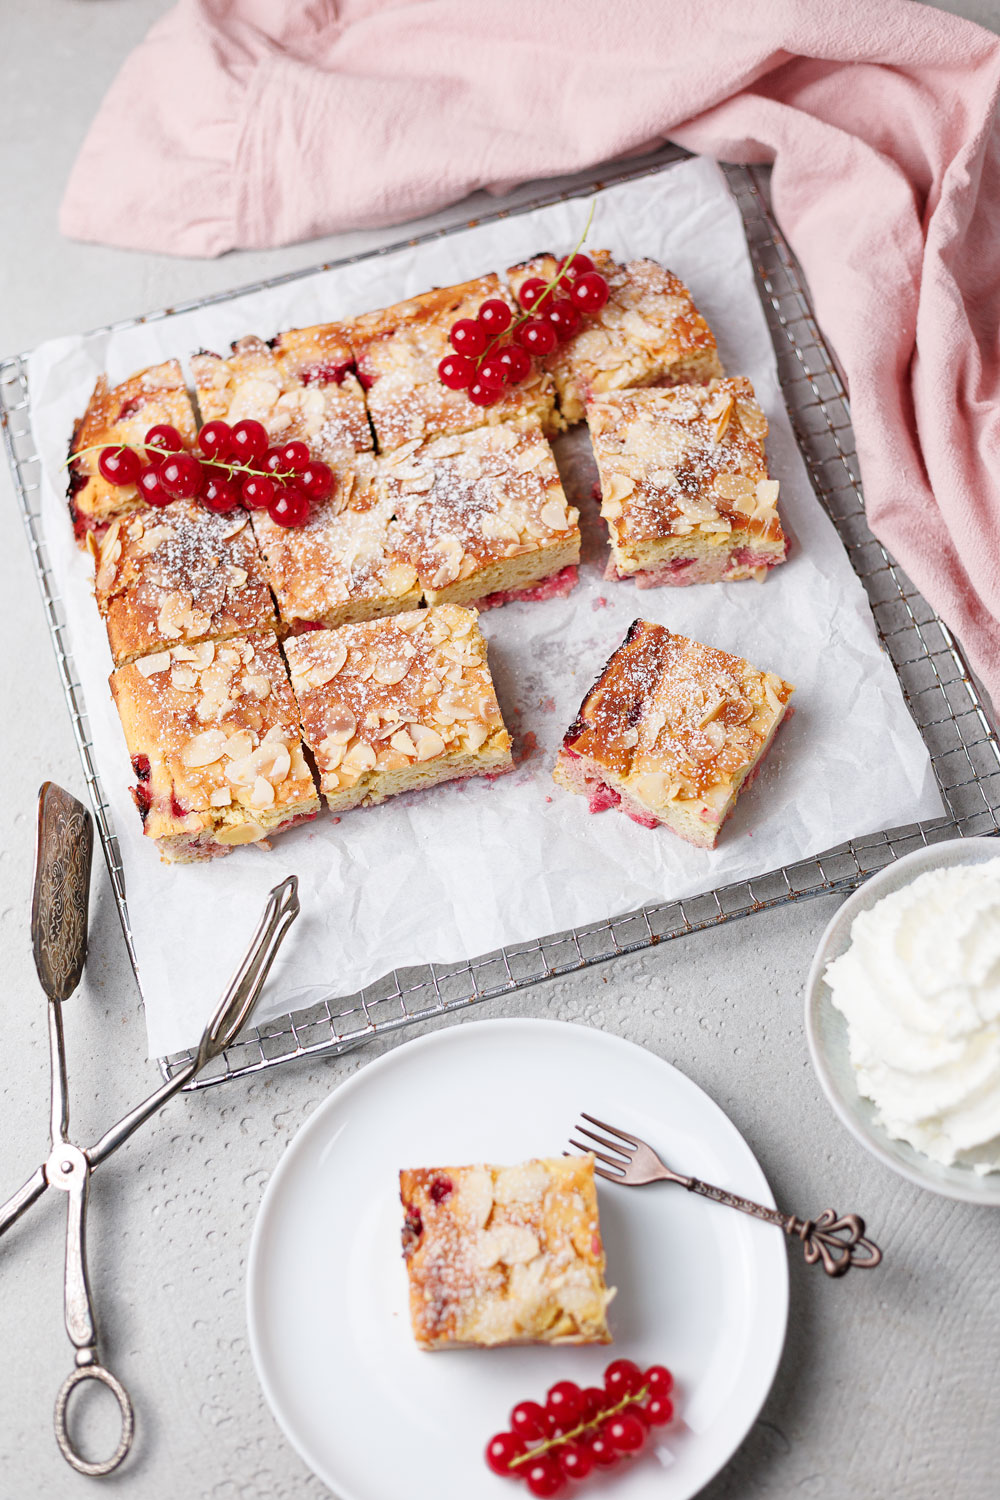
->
<box><xmin>3</xmin><ymin>155</ymin><xmax>999</xmax><ymax>1088</ymax></box>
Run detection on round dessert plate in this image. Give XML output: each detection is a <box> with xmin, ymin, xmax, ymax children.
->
<box><xmin>806</xmin><ymin>835</ymin><xmax>1000</xmax><ymax>1206</ymax></box>
<box><xmin>247</xmin><ymin>1016</ymin><xmax>788</xmax><ymax>1500</ymax></box>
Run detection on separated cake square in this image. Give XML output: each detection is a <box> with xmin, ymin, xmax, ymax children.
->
<box><xmin>91</xmin><ymin>503</ymin><xmax>277</xmax><ymax>666</ymax></box>
<box><xmin>587</xmin><ymin>380</ymin><xmax>787</xmax><ymax>587</ymax></box>
<box><xmin>379</xmin><ymin>422</ymin><xmax>580</xmax><ymax>608</ymax></box>
<box><xmin>346</xmin><ymin>277</ymin><xmax>557</xmax><ymax>451</ymax></box>
<box><xmin>506</xmin><ymin>253</ymin><xmax>723</xmax><ymax>425</ymax></box>
<box><xmin>553</xmin><ymin>620</ymin><xmax>794</xmax><ymax>848</ymax></box>
<box><xmin>250</xmin><ymin>457</ymin><xmax>421</xmax><ymax>632</ymax></box>
<box><xmin>67</xmin><ymin>360</ymin><xmax>199</xmax><ymax>540</ymax></box>
<box><xmin>399</xmin><ymin>1156</ymin><xmax>614</xmax><ymax>1349</ymax></box>
<box><xmin>110</xmin><ymin>632</ymin><xmax>319</xmax><ymax>862</ymax></box>
<box><xmin>285</xmin><ymin>604</ymin><xmax>511</xmax><ymax>814</ymax></box>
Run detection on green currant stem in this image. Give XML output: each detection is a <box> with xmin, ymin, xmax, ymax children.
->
<box><xmin>507</xmin><ymin>1382</ymin><xmax>650</xmax><ymax>1470</ymax></box>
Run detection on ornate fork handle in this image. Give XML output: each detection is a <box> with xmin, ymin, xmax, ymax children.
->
<box><xmin>682</xmin><ymin>1177</ymin><xmax>882</xmax><ymax>1276</ymax></box>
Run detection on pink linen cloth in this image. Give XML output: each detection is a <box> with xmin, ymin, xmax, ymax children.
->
<box><xmin>61</xmin><ymin>1</ymin><xmax>1000</xmax><ymax>711</ymax></box>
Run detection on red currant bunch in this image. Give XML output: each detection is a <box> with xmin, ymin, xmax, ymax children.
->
<box><xmin>484</xmin><ymin>1358</ymin><xmax>675</xmax><ymax>1494</ymax></box>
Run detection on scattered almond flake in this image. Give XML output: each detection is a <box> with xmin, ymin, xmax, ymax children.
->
<box><xmin>605</xmin><ymin>472</ymin><xmax>635</xmax><ymax>504</ymax></box>
<box><xmin>135</xmin><ymin>651</ymin><xmax>170</xmax><ymax>677</ymax></box>
<box><xmin>756</xmin><ymin>478</ymin><xmax>780</xmax><ymax>508</ymax></box>
<box><xmin>227</xmin><ymin>565</ymin><xmax>249</xmax><ymax>587</ymax></box>
<box><xmin>703</xmin><ymin>720</ymin><xmax>726</xmax><ymax>752</ymax></box>
<box><xmin>539</xmin><ymin>498</ymin><xmax>569</xmax><ymax>532</ymax></box>
<box><xmin>318</xmin><ymin>736</ymin><xmax>345</xmax><ymax>768</ymax></box>
<box><xmin>475</xmin><ymin>1225</ymin><xmax>540</xmax><ymax>1269</ymax></box>
<box><xmin>342</xmin><ymin>741</ymin><xmax>377</xmax><ymax>773</ymax></box>
<box><xmin>428</xmin><ymin>534</ymin><xmax>463</xmax><ymax>588</ymax></box>
<box><xmin>389</xmin><ymin>729</ymin><xmax>417</xmax><ymax>757</ymax></box>
<box><xmin>373</xmin><ymin>654</ymin><xmax>412</xmax><ymax>686</ymax></box>
<box><xmin>243</xmin><ymin>674</ymin><xmax>272</xmax><ymax>699</ymax></box>
<box><xmin>221</xmin><ymin>513</ymin><xmax>248</xmax><ymax>540</ymax></box>
<box><xmin>209</xmin><ymin>787</ymin><xmax>232</xmax><ymax>808</ymax></box>
<box><xmin>214</xmin><ymin>820</ymin><xmax>266</xmax><ymax>846</ymax></box>
<box><xmin>621</xmin><ymin>727</ymin><xmax>639</xmax><ymax>748</ymax></box>
<box><xmin>384</xmin><ymin>561</ymin><xmax>418</xmax><ymax>597</ymax></box>
<box><xmin>464</xmin><ymin>722</ymin><xmax>489</xmax><ymax>751</ymax></box>
<box><xmin>410</xmin><ymin>723</ymin><xmax>446</xmax><ymax>761</ymax></box>
<box><xmin>170</xmin><ymin>664</ymin><xmax>198</xmax><ymax>692</ymax></box>
<box><xmin>223</xmin><ymin>729</ymin><xmax>254</xmax><ymax>760</ymax></box>
<box><xmin>181</xmin><ymin>729</ymin><xmax>228</xmax><ymax>768</ymax></box>
<box><xmin>249</xmin><ymin>776</ymin><xmax>275</xmax><ymax>809</ymax></box>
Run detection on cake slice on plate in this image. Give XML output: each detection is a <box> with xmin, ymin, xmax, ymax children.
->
<box><xmin>553</xmin><ymin>619</ymin><xmax>794</xmax><ymax>848</ymax></box>
<box><xmin>587</xmin><ymin>380</ymin><xmax>787</xmax><ymax>587</ymax></box>
<box><xmin>399</xmin><ymin>1156</ymin><xmax>615</xmax><ymax>1349</ymax></box>
<box><xmin>285</xmin><ymin>604</ymin><xmax>511</xmax><ymax>814</ymax></box>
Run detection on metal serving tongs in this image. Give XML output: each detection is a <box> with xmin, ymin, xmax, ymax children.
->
<box><xmin>0</xmin><ymin>783</ymin><xmax>300</xmax><ymax>1476</ymax></box>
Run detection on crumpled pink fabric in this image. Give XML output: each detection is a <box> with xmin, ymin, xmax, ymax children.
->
<box><xmin>61</xmin><ymin>0</ymin><xmax>1000</xmax><ymax>710</ymax></box>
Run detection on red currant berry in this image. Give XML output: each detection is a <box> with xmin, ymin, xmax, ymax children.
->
<box><xmin>515</xmin><ymin>319</ymin><xmax>557</xmax><ymax>356</ymax></box>
<box><xmin>242</xmin><ymin>474</ymin><xmax>275</xmax><ymax>510</ymax></box>
<box><xmin>584</xmin><ymin>1426</ymin><xmax>619</xmax><ymax>1468</ymax></box>
<box><xmin>201</xmin><ymin>474</ymin><xmax>240</xmax><ymax>514</ymax></box>
<box><xmin>485</xmin><ymin>1431</ymin><xmax>526</xmax><ymax>1476</ymax></box>
<box><xmin>524</xmin><ymin>1455</ymin><xmax>564</xmax><ymax>1497</ymax></box>
<box><xmin>579</xmin><ymin>1387</ymin><xmax>607</xmax><ymax>1423</ymax></box>
<box><xmin>230</xmin><ymin>418</ymin><xmax>269</xmax><ymax>463</ymax></box>
<box><xmin>545</xmin><ymin>1381</ymin><xmax>583</xmax><ymax>1429</ymax></box>
<box><xmin>644</xmin><ymin>1365</ymin><xmax>674</xmax><ymax>1397</ymax></box>
<box><xmin>144</xmin><ymin>423</ymin><xmax>184</xmax><ymax>458</ymax></box>
<box><xmin>510</xmin><ymin>1400</ymin><xmax>550</xmax><ymax>1442</ymax></box>
<box><xmin>263</xmin><ymin>447</ymin><xmax>286</xmax><ymax>476</ymax></box>
<box><xmin>559</xmin><ymin>253</ymin><xmax>595</xmax><ymax>281</ymax></box>
<box><xmin>267</xmin><ymin>486</ymin><xmax>311</xmax><ymax>529</ymax></box>
<box><xmin>557</xmin><ymin>1443</ymin><xmax>594</xmax><ymax>1482</ymax></box>
<box><xmin>498</xmin><ymin>344</ymin><xmax>532</xmax><ymax>384</ymax></box>
<box><xmin>438</xmin><ymin>353</ymin><xmax>476</xmax><ymax>390</ymax></box>
<box><xmin>137</xmin><ymin>464</ymin><xmax>171</xmax><ymax>507</ymax></box>
<box><xmin>604</xmin><ymin>1412</ymin><xmax>646</xmax><ymax>1455</ymax></box>
<box><xmin>604</xmin><ymin>1358</ymin><xmax>644</xmax><ymax>1400</ymax></box>
<box><xmin>158</xmin><ymin>452</ymin><xmax>204</xmax><ymax>500</ymax></box>
<box><xmin>517</xmin><ymin>277</ymin><xmax>548</xmax><ymax>311</ymax></box>
<box><xmin>298</xmin><ymin>460</ymin><xmax>334</xmax><ymax>502</ymax></box>
<box><xmin>277</xmin><ymin>439</ymin><xmax>310</xmax><ymax>472</ymax></box>
<box><xmin>467</xmin><ymin>378</ymin><xmax>502</xmax><ymax>408</ymax></box>
<box><xmin>478</xmin><ymin>298</ymin><xmax>513</xmax><ymax>335</ymax></box>
<box><xmin>644</xmin><ymin>1394</ymin><xmax>674</xmax><ymax>1426</ymax></box>
<box><xmin>449</xmin><ymin>319</ymin><xmax>487</xmax><ymax>357</ymax></box>
<box><xmin>544</xmin><ymin>298</ymin><xmax>581</xmax><ymax>342</ymax></box>
<box><xmin>570</xmin><ymin>271</ymin><xmax>610</xmax><ymax>313</ymax></box>
<box><xmin>97</xmin><ymin>445</ymin><xmax>141</xmax><ymax>486</ymax></box>
<box><xmin>477</xmin><ymin>356</ymin><xmax>509</xmax><ymax>391</ymax></box>
<box><xmin>197</xmin><ymin>420</ymin><xmax>233</xmax><ymax>461</ymax></box>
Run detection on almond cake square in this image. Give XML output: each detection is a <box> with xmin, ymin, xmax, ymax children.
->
<box><xmin>379</xmin><ymin>421</ymin><xmax>580</xmax><ymax>609</ymax></box>
<box><xmin>506</xmin><ymin>252</ymin><xmax>723</xmax><ymax>426</ymax></box>
<box><xmin>110</xmin><ymin>632</ymin><xmax>319</xmax><ymax>862</ymax></box>
<box><xmin>553</xmin><ymin>619</ymin><xmax>794</xmax><ymax>848</ymax></box>
<box><xmin>284</xmin><ymin>604</ymin><xmax>512</xmax><ymax>814</ymax></box>
<box><xmin>67</xmin><ymin>360</ymin><xmax>199</xmax><ymax>540</ymax></box>
<box><xmin>346</xmin><ymin>276</ymin><xmax>557</xmax><ymax>451</ymax></box>
<box><xmin>587</xmin><ymin>379</ymin><xmax>787</xmax><ymax>587</ymax></box>
<box><xmin>91</xmin><ymin>502</ymin><xmax>277</xmax><ymax>667</ymax></box>
<box><xmin>399</xmin><ymin>1156</ymin><xmax>615</xmax><ymax>1350</ymax></box>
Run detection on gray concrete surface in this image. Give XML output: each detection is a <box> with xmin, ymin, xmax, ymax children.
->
<box><xmin>2</xmin><ymin>3</ymin><xmax>1000</xmax><ymax>1497</ymax></box>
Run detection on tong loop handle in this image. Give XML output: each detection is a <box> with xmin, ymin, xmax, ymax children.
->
<box><xmin>54</xmin><ymin>1364</ymin><xmax>134</xmax><ymax>1477</ymax></box>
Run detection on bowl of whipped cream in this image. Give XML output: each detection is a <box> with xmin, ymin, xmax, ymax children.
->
<box><xmin>805</xmin><ymin>836</ymin><xmax>1000</xmax><ymax>1203</ymax></box>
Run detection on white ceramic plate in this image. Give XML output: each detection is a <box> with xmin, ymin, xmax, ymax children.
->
<box><xmin>805</xmin><ymin>835</ymin><xmax>1000</xmax><ymax>1205</ymax></box>
<box><xmin>247</xmin><ymin>1018</ymin><xmax>788</xmax><ymax>1500</ymax></box>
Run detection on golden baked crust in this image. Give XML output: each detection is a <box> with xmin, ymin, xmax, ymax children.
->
<box><xmin>250</xmin><ymin>456</ymin><xmax>420</xmax><ymax>631</ymax></box>
<box><xmin>379</xmin><ymin>422</ymin><xmax>580</xmax><ymax>606</ymax></box>
<box><xmin>285</xmin><ymin>604</ymin><xmax>512</xmax><ymax>813</ymax></box>
<box><xmin>587</xmin><ymin>380</ymin><xmax>787</xmax><ymax>586</ymax></box>
<box><xmin>68</xmin><ymin>361</ymin><xmax>198</xmax><ymax>540</ymax></box>
<box><xmin>191</xmin><ymin>332</ymin><xmax>372</xmax><ymax>466</ymax></box>
<box><xmin>90</xmin><ymin>503</ymin><xmax>277</xmax><ymax>666</ymax></box>
<box><xmin>400</xmin><ymin>1156</ymin><xmax>614</xmax><ymax>1350</ymax></box>
<box><xmin>507</xmin><ymin>252</ymin><xmax>723</xmax><ymax>425</ymax></box>
<box><xmin>110</xmin><ymin>633</ymin><xmax>319</xmax><ymax>862</ymax></box>
<box><xmin>346</xmin><ymin>277</ymin><xmax>557</xmax><ymax>451</ymax></box>
<box><xmin>554</xmin><ymin>620</ymin><xmax>794</xmax><ymax>848</ymax></box>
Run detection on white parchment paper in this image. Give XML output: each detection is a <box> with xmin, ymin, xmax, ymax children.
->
<box><xmin>27</xmin><ymin>158</ymin><xmax>942</xmax><ymax>1057</ymax></box>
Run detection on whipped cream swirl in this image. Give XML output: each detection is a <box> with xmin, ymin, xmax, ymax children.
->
<box><xmin>825</xmin><ymin>858</ymin><xmax>1000</xmax><ymax>1173</ymax></box>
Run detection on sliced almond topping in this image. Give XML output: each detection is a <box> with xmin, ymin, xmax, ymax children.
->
<box><xmin>602</xmin><ymin>497</ymin><xmax>623</xmax><ymax>521</ymax></box>
<box><xmin>300</xmin><ymin>640</ymin><xmax>347</xmax><ymax>687</ymax></box>
<box><xmin>227</xmin><ymin>565</ymin><xmax>249</xmax><ymax>587</ymax></box>
<box><xmin>755</xmin><ymin>478</ymin><xmax>780</xmax><ymax>510</ymax></box>
<box><xmin>223</xmin><ymin>729</ymin><xmax>254</xmax><ymax>761</ymax></box>
<box><xmin>428</xmin><ymin>535</ymin><xmax>463</xmax><ymax>589</ymax></box>
<box><xmin>318</xmin><ymin>737</ymin><xmax>344</xmax><ymax>769</ymax></box>
<box><xmin>181</xmin><ymin>729</ymin><xmax>229</xmax><ymax>768</ymax></box>
<box><xmin>249</xmin><ymin>776</ymin><xmax>275</xmax><ymax>809</ymax></box>
<box><xmin>258</xmin><ymin>742</ymin><xmax>291</xmax><ymax>784</ymax></box>
<box><xmin>209</xmin><ymin>787</ymin><xmax>232</xmax><ymax>808</ymax></box>
<box><xmin>464</xmin><ymin>721</ymin><xmax>490</xmax><ymax>751</ymax></box>
<box><xmin>647</xmin><ymin>468</ymin><xmax>678</xmax><ymax>491</ymax></box>
<box><xmin>409</xmin><ymin>724</ymin><xmax>446</xmax><ymax>761</ymax></box>
<box><xmin>320</xmin><ymin>707</ymin><xmax>356</xmax><ymax>745</ymax></box>
<box><xmin>621</xmin><ymin>726</ymin><xmax>639</xmax><ymax>748</ymax></box>
<box><xmin>373</xmin><ymin>654</ymin><xmax>412</xmax><ymax>686</ymax></box>
<box><xmin>703</xmin><ymin>720</ymin><xmax>726</xmax><ymax>752</ymax></box>
<box><xmin>476</xmin><ymin>1225</ymin><xmax>540</xmax><ymax>1269</ymax></box>
<box><xmin>512</xmin><ymin>444</ymin><xmax>549</xmax><ymax>475</ymax></box>
<box><xmin>342</xmin><ymin>741</ymin><xmax>377</xmax><ymax>773</ymax></box>
<box><xmin>243</xmin><ymin>674</ymin><xmax>272</xmax><ymax>699</ymax></box>
<box><xmin>384</xmin><ymin>561</ymin><xmax>418</xmax><ymax>598</ymax></box>
<box><xmin>221</xmin><ymin>513</ymin><xmax>248</xmax><ymax>540</ymax></box>
<box><xmin>214</xmin><ymin>820</ymin><xmax>266</xmax><ymax>846</ymax></box>
<box><xmin>389</xmin><ymin>729</ymin><xmax>417</xmax><ymax>757</ymax></box>
<box><xmin>135</xmin><ymin>651</ymin><xmax>170</xmax><ymax>678</ymax></box>
<box><xmin>170</xmin><ymin>664</ymin><xmax>198</xmax><ymax>693</ymax></box>
<box><xmin>539</xmin><ymin>497</ymin><xmax>570</xmax><ymax>533</ymax></box>
<box><xmin>713</xmin><ymin>396</ymin><xmax>735</xmax><ymax>443</ymax></box>
<box><xmin>605</xmin><ymin>471</ymin><xmax>635</xmax><ymax>505</ymax></box>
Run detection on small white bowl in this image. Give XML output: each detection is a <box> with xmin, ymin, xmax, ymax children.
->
<box><xmin>805</xmin><ymin>835</ymin><xmax>1000</xmax><ymax>1205</ymax></box>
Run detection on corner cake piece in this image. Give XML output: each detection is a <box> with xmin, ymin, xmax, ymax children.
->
<box><xmin>67</xmin><ymin>360</ymin><xmax>198</xmax><ymax>540</ymax></box>
<box><xmin>90</xmin><ymin>503</ymin><xmax>277</xmax><ymax>666</ymax></box>
<box><xmin>346</xmin><ymin>276</ymin><xmax>557</xmax><ymax>451</ymax></box>
<box><xmin>587</xmin><ymin>380</ymin><xmax>787</xmax><ymax>587</ymax></box>
<box><xmin>380</xmin><ymin>422</ymin><xmax>580</xmax><ymax>609</ymax></box>
<box><xmin>399</xmin><ymin>1156</ymin><xmax>615</xmax><ymax>1349</ymax></box>
<box><xmin>553</xmin><ymin>620</ymin><xmax>794</xmax><ymax>848</ymax></box>
<box><xmin>191</xmin><ymin>331</ymin><xmax>372</xmax><ymax>466</ymax></box>
<box><xmin>285</xmin><ymin>604</ymin><xmax>512</xmax><ymax>814</ymax></box>
<box><xmin>507</xmin><ymin>252</ymin><xmax>723</xmax><ymax>425</ymax></box>
<box><xmin>250</xmin><ymin>456</ymin><xmax>420</xmax><ymax>633</ymax></box>
<box><xmin>110</xmin><ymin>632</ymin><xmax>319</xmax><ymax>862</ymax></box>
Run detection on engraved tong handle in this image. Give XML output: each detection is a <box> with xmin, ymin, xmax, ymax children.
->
<box><xmin>682</xmin><ymin>1176</ymin><xmax>882</xmax><ymax>1276</ymax></box>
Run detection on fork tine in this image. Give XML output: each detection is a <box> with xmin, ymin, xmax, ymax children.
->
<box><xmin>580</xmin><ymin>1112</ymin><xmax>642</xmax><ymax>1149</ymax></box>
<box><xmin>574</xmin><ymin>1126</ymin><xmax>633</xmax><ymax>1160</ymax></box>
<box><xmin>568</xmin><ymin>1140</ymin><xmax>626</xmax><ymax>1175</ymax></box>
<box><xmin>592</xmin><ymin>1164</ymin><xmax>628</xmax><ymax>1185</ymax></box>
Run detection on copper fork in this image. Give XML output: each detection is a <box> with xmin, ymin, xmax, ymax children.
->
<box><xmin>570</xmin><ymin>1113</ymin><xmax>882</xmax><ymax>1277</ymax></box>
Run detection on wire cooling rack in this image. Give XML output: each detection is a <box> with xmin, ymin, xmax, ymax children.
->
<box><xmin>3</xmin><ymin>153</ymin><xmax>999</xmax><ymax>1087</ymax></box>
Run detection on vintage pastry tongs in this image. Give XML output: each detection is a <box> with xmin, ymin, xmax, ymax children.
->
<box><xmin>0</xmin><ymin>783</ymin><xmax>300</xmax><ymax>1476</ymax></box>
